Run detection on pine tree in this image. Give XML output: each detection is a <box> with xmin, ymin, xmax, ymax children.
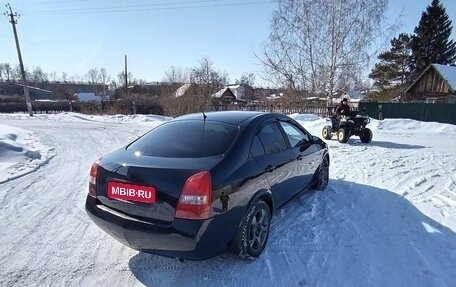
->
<box><xmin>369</xmin><ymin>33</ymin><xmax>412</xmax><ymax>99</ymax></box>
<box><xmin>410</xmin><ymin>0</ymin><xmax>456</xmax><ymax>77</ymax></box>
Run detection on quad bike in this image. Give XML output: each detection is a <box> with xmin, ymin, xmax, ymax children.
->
<box><xmin>322</xmin><ymin>111</ymin><xmax>373</xmax><ymax>143</ymax></box>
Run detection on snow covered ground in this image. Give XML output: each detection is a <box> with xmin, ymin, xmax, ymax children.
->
<box><xmin>0</xmin><ymin>112</ymin><xmax>455</xmax><ymax>287</ymax></box>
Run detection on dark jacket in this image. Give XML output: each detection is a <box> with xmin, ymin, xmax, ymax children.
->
<box><xmin>335</xmin><ymin>103</ymin><xmax>351</xmax><ymax>116</ymax></box>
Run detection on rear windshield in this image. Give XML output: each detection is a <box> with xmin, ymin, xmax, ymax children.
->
<box><xmin>127</xmin><ymin>120</ymin><xmax>239</xmax><ymax>158</ymax></box>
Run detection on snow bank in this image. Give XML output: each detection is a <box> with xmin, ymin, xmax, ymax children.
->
<box><xmin>0</xmin><ymin>124</ymin><xmax>56</xmax><ymax>184</ymax></box>
<box><xmin>288</xmin><ymin>113</ymin><xmax>321</xmax><ymax>122</ymax></box>
<box><xmin>371</xmin><ymin>118</ymin><xmax>456</xmax><ymax>135</ymax></box>
<box><xmin>0</xmin><ymin>112</ymin><xmax>171</xmax><ymax>124</ymax></box>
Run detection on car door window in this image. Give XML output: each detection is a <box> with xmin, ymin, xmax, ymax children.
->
<box><xmin>250</xmin><ymin>135</ymin><xmax>265</xmax><ymax>158</ymax></box>
<box><xmin>279</xmin><ymin>121</ymin><xmax>310</xmax><ymax>147</ymax></box>
<box><xmin>258</xmin><ymin>122</ymin><xmax>288</xmax><ymax>154</ymax></box>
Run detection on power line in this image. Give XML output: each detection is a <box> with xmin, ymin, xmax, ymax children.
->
<box><xmin>13</xmin><ymin>0</ymin><xmax>93</xmax><ymax>6</ymax></box>
<box><xmin>21</xmin><ymin>0</ymin><xmax>276</xmax><ymax>16</ymax></box>
<box><xmin>23</xmin><ymin>0</ymin><xmax>224</xmax><ymax>13</ymax></box>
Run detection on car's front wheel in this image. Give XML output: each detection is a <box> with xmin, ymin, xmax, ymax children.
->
<box><xmin>234</xmin><ymin>200</ymin><xmax>271</xmax><ymax>260</ymax></box>
<box><xmin>313</xmin><ymin>156</ymin><xmax>329</xmax><ymax>190</ymax></box>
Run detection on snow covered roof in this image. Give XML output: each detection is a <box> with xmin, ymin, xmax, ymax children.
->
<box><xmin>227</xmin><ymin>84</ymin><xmax>241</xmax><ymax>90</ymax></box>
<box><xmin>432</xmin><ymin>64</ymin><xmax>456</xmax><ymax>90</ymax></box>
<box><xmin>174</xmin><ymin>83</ymin><xmax>191</xmax><ymax>98</ymax></box>
<box><xmin>266</xmin><ymin>93</ymin><xmax>283</xmax><ymax>100</ymax></box>
<box><xmin>211</xmin><ymin>87</ymin><xmax>231</xmax><ymax>98</ymax></box>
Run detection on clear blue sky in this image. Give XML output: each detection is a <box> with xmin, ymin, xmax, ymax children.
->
<box><xmin>1</xmin><ymin>0</ymin><xmax>455</xmax><ymax>85</ymax></box>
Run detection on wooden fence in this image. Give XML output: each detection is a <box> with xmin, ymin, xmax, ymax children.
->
<box><xmin>208</xmin><ymin>105</ymin><xmax>330</xmax><ymax>117</ymax></box>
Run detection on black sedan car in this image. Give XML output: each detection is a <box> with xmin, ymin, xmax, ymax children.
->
<box><xmin>86</xmin><ymin>111</ymin><xmax>329</xmax><ymax>260</ymax></box>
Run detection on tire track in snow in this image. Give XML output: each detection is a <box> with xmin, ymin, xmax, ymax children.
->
<box><xmin>0</xmin><ymin>121</ymin><xmax>151</xmax><ymax>287</ymax></box>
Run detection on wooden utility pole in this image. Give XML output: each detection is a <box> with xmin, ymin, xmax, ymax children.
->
<box><xmin>124</xmin><ymin>55</ymin><xmax>128</xmax><ymax>97</ymax></box>
<box><xmin>5</xmin><ymin>3</ymin><xmax>33</xmax><ymax>116</ymax></box>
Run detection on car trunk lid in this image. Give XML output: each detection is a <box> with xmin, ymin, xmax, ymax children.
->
<box><xmin>95</xmin><ymin>149</ymin><xmax>220</xmax><ymax>224</ymax></box>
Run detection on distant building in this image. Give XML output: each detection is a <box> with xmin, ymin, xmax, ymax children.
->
<box><xmin>75</xmin><ymin>92</ymin><xmax>101</xmax><ymax>102</ymax></box>
<box><xmin>226</xmin><ymin>83</ymin><xmax>254</xmax><ymax>100</ymax></box>
<box><xmin>0</xmin><ymin>82</ymin><xmax>52</xmax><ymax>101</ymax></box>
<box><xmin>174</xmin><ymin>83</ymin><xmax>195</xmax><ymax>98</ymax></box>
<box><xmin>211</xmin><ymin>87</ymin><xmax>237</xmax><ymax>104</ymax></box>
<box><xmin>39</xmin><ymin>82</ymin><xmax>108</xmax><ymax>99</ymax></box>
<box><xmin>405</xmin><ymin>63</ymin><xmax>456</xmax><ymax>103</ymax></box>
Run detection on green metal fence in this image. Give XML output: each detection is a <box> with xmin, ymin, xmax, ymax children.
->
<box><xmin>358</xmin><ymin>102</ymin><xmax>456</xmax><ymax>125</ymax></box>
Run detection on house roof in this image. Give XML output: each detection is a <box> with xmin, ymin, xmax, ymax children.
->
<box><xmin>0</xmin><ymin>82</ymin><xmax>52</xmax><ymax>94</ymax></box>
<box><xmin>405</xmin><ymin>64</ymin><xmax>456</xmax><ymax>93</ymax></box>
<box><xmin>211</xmin><ymin>87</ymin><xmax>233</xmax><ymax>98</ymax></box>
<box><xmin>227</xmin><ymin>84</ymin><xmax>241</xmax><ymax>90</ymax></box>
<box><xmin>433</xmin><ymin>64</ymin><xmax>456</xmax><ymax>90</ymax></box>
<box><xmin>174</xmin><ymin>83</ymin><xmax>191</xmax><ymax>98</ymax></box>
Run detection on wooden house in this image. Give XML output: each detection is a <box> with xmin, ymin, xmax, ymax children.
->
<box><xmin>404</xmin><ymin>64</ymin><xmax>456</xmax><ymax>103</ymax></box>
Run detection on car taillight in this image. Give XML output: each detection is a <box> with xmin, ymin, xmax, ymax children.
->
<box><xmin>88</xmin><ymin>159</ymin><xmax>99</xmax><ymax>197</ymax></box>
<box><xmin>175</xmin><ymin>171</ymin><xmax>212</xmax><ymax>220</ymax></box>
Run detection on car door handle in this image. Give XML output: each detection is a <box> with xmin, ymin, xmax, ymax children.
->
<box><xmin>297</xmin><ymin>155</ymin><xmax>303</xmax><ymax>161</ymax></box>
<box><xmin>264</xmin><ymin>164</ymin><xmax>275</xmax><ymax>172</ymax></box>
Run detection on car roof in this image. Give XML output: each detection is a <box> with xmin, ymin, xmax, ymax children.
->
<box><xmin>174</xmin><ymin>111</ymin><xmax>267</xmax><ymax>125</ymax></box>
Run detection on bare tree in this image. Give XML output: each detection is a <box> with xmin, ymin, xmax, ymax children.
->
<box><xmin>61</xmin><ymin>72</ymin><xmax>68</xmax><ymax>82</ymax></box>
<box><xmin>49</xmin><ymin>71</ymin><xmax>58</xmax><ymax>82</ymax></box>
<box><xmin>116</xmin><ymin>71</ymin><xmax>134</xmax><ymax>87</ymax></box>
<box><xmin>12</xmin><ymin>64</ymin><xmax>30</xmax><ymax>82</ymax></box>
<box><xmin>261</xmin><ymin>0</ymin><xmax>393</xmax><ymax>97</ymax></box>
<box><xmin>31</xmin><ymin>66</ymin><xmax>48</xmax><ymax>83</ymax></box>
<box><xmin>4</xmin><ymin>63</ymin><xmax>12</xmax><ymax>81</ymax></box>
<box><xmin>235</xmin><ymin>73</ymin><xmax>256</xmax><ymax>86</ymax></box>
<box><xmin>190</xmin><ymin>57</ymin><xmax>228</xmax><ymax>96</ymax></box>
<box><xmin>99</xmin><ymin>68</ymin><xmax>111</xmax><ymax>96</ymax></box>
<box><xmin>0</xmin><ymin>63</ymin><xmax>5</xmax><ymax>82</ymax></box>
<box><xmin>86</xmin><ymin>68</ymin><xmax>99</xmax><ymax>84</ymax></box>
<box><xmin>163</xmin><ymin>66</ymin><xmax>188</xmax><ymax>83</ymax></box>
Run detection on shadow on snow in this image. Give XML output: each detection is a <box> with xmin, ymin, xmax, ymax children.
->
<box><xmin>345</xmin><ymin>139</ymin><xmax>427</xmax><ymax>149</ymax></box>
<box><xmin>128</xmin><ymin>180</ymin><xmax>456</xmax><ymax>287</ymax></box>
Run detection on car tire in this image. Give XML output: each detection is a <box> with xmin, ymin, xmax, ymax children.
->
<box><xmin>337</xmin><ymin>128</ymin><xmax>349</xmax><ymax>143</ymax></box>
<box><xmin>313</xmin><ymin>156</ymin><xmax>329</xmax><ymax>190</ymax></box>
<box><xmin>360</xmin><ymin>128</ymin><xmax>373</xmax><ymax>143</ymax></box>
<box><xmin>234</xmin><ymin>200</ymin><xmax>271</xmax><ymax>260</ymax></box>
<box><xmin>322</xmin><ymin>125</ymin><xmax>333</xmax><ymax>140</ymax></box>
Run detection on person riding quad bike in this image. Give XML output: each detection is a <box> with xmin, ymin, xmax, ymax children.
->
<box><xmin>322</xmin><ymin>98</ymin><xmax>373</xmax><ymax>143</ymax></box>
<box><xmin>335</xmin><ymin>98</ymin><xmax>351</xmax><ymax>118</ymax></box>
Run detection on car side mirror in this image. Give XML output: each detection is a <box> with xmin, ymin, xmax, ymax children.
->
<box><xmin>312</xmin><ymin>136</ymin><xmax>322</xmax><ymax>144</ymax></box>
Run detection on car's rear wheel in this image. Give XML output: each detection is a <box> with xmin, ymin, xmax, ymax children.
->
<box><xmin>313</xmin><ymin>156</ymin><xmax>329</xmax><ymax>190</ymax></box>
<box><xmin>234</xmin><ymin>200</ymin><xmax>271</xmax><ymax>260</ymax></box>
<box><xmin>322</xmin><ymin>125</ymin><xmax>333</xmax><ymax>140</ymax></box>
<box><xmin>360</xmin><ymin>128</ymin><xmax>373</xmax><ymax>143</ymax></box>
<box><xmin>337</xmin><ymin>128</ymin><xmax>349</xmax><ymax>143</ymax></box>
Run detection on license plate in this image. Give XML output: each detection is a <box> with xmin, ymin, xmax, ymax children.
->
<box><xmin>107</xmin><ymin>181</ymin><xmax>156</xmax><ymax>204</ymax></box>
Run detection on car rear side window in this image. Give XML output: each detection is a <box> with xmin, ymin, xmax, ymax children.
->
<box><xmin>258</xmin><ymin>122</ymin><xmax>287</xmax><ymax>154</ymax></box>
<box><xmin>250</xmin><ymin>136</ymin><xmax>265</xmax><ymax>158</ymax></box>
<box><xmin>127</xmin><ymin>120</ymin><xmax>239</xmax><ymax>158</ymax></box>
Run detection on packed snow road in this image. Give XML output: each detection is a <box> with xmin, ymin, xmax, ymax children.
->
<box><xmin>0</xmin><ymin>113</ymin><xmax>455</xmax><ymax>287</ymax></box>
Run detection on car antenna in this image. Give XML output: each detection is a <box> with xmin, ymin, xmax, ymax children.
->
<box><xmin>197</xmin><ymin>95</ymin><xmax>207</xmax><ymax>121</ymax></box>
<box><xmin>197</xmin><ymin>95</ymin><xmax>207</xmax><ymax>139</ymax></box>
<box><xmin>202</xmin><ymin>109</ymin><xmax>207</xmax><ymax>120</ymax></box>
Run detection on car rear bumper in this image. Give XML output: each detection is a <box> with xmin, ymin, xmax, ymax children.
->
<box><xmin>85</xmin><ymin>195</ymin><xmax>240</xmax><ymax>260</ymax></box>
